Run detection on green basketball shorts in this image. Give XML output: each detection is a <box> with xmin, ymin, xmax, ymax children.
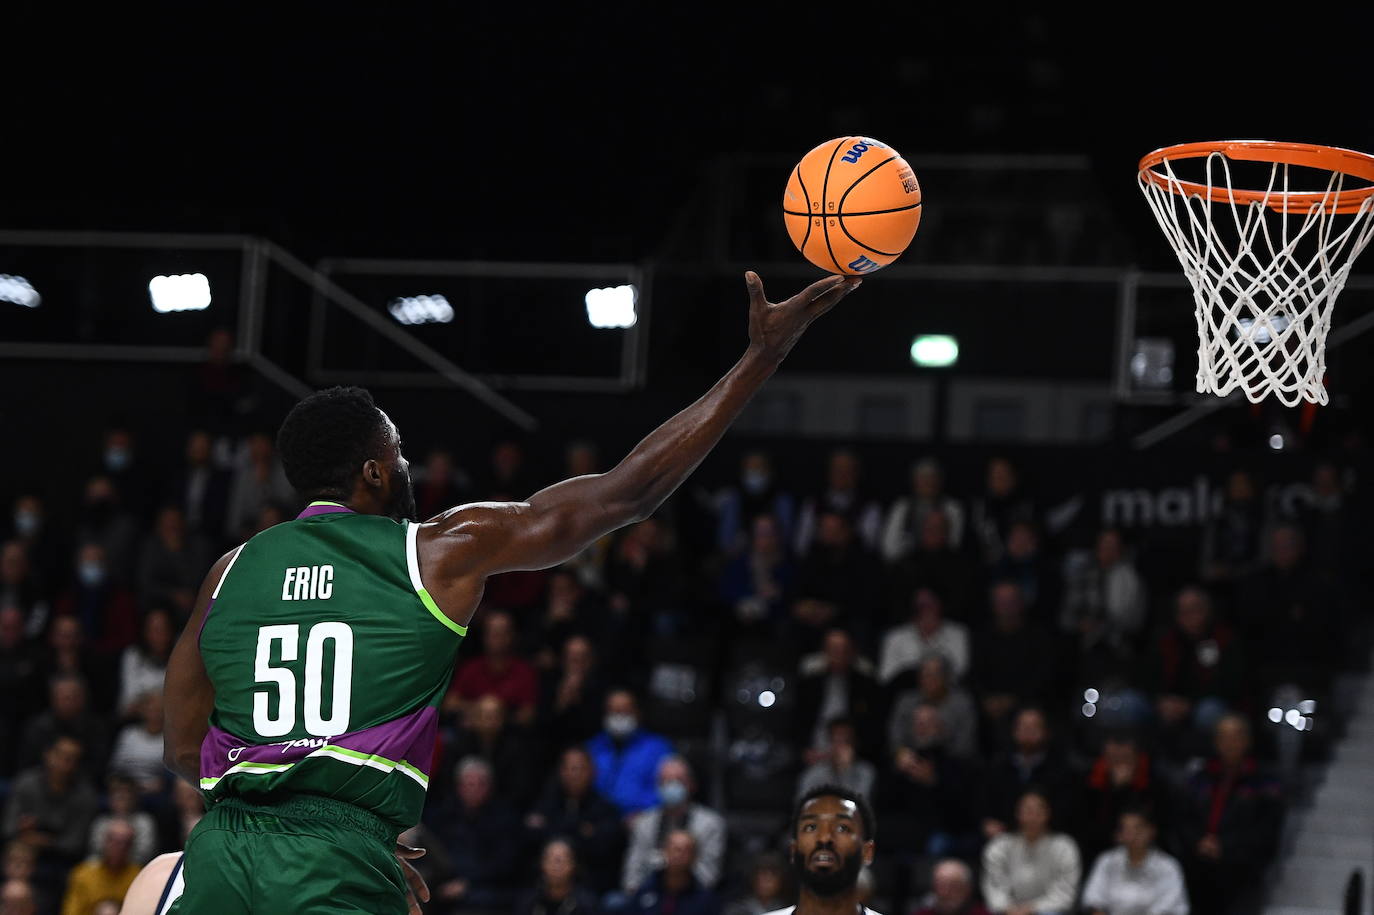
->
<box><xmin>166</xmin><ymin>794</ymin><xmax>407</xmax><ymax>914</ymax></box>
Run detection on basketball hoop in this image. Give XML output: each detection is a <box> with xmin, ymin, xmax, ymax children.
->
<box><xmin>1137</xmin><ymin>140</ymin><xmax>1374</xmax><ymax>406</ymax></box>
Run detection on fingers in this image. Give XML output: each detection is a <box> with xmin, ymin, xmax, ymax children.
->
<box><xmin>744</xmin><ymin>271</ymin><xmax>767</xmax><ymax>310</ymax></box>
<box><xmin>806</xmin><ymin>276</ymin><xmax>862</xmax><ymax>317</ymax></box>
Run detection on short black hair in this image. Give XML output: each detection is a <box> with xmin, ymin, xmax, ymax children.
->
<box><xmin>792</xmin><ymin>784</ymin><xmax>875</xmax><ymax>842</ymax></box>
<box><xmin>277</xmin><ymin>387</ymin><xmax>387</xmax><ymax>500</ymax></box>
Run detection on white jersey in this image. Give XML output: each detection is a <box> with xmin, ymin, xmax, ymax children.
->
<box><xmin>156</xmin><ymin>854</ymin><xmax>185</xmax><ymax>915</ymax></box>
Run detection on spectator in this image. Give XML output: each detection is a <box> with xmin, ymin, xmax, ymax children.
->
<box><xmin>53</xmin><ymin>544</ymin><xmax>139</xmax><ymax>656</ymax></box>
<box><xmin>446</xmin><ymin>609</ymin><xmax>539</xmax><ymax>726</ymax></box>
<box><xmin>525</xmin><ymin>747</ymin><xmax>624</xmax><ymax>894</ymax></box>
<box><xmin>715</xmin><ymin>451</ymin><xmax>797</xmax><ymax>556</ymax></box>
<box><xmin>187</xmin><ymin>328</ymin><xmax>254</xmax><ymax>437</ymax></box>
<box><xmin>2</xmin><ymin>736</ymin><xmax>99</xmax><ymax>874</ymax></box>
<box><xmin>882</xmin><ymin>458</ymin><xmax>966</xmax><ymax>563</ymax></box>
<box><xmin>73</xmin><ymin>477</ymin><xmax>141</xmax><ymax>588</ymax></box>
<box><xmin>979</xmin><ymin>708</ymin><xmax>1078</xmax><ymax>839</ymax></box>
<box><xmin>483</xmin><ymin>440</ymin><xmax>534</xmax><ymax>502</ymax></box>
<box><xmin>794</xmin><ymin>449</ymin><xmax>883</xmax><ymax>556</ymax></box>
<box><xmin>1059</xmin><ymin>529</ymin><xmax>1147</xmax><ymax>683</ymax></box>
<box><xmin>606</xmin><ymin>518</ymin><xmax>685</xmax><ymax>638</ymax></box>
<box><xmin>539</xmin><ymin>635</ymin><xmax>609</xmax><ymax>754</ymax></box>
<box><xmin>42</xmin><ymin>616</ymin><xmax>114</xmax><ymax>713</ymax></box>
<box><xmin>1144</xmin><ymin>587</ymin><xmax>1243</xmax><ymax>762</ymax></box>
<box><xmin>878</xmin><ymin>586</ymin><xmax>971</xmax><ymax>684</ymax></box>
<box><xmin>1238</xmin><ymin>524</ymin><xmax>1339</xmax><ymax>697</ymax></box>
<box><xmin>722</xmin><ymin>852</ymin><xmax>788</xmax><ymax>915</ymax></box>
<box><xmin>719</xmin><ymin>514</ymin><xmax>795</xmax><ymax>633</ymax></box>
<box><xmin>3</xmin><ymin>840</ymin><xmax>43</xmax><ymax>915</ymax></box>
<box><xmin>628</xmin><ymin>830</ymin><xmax>721</xmax><ymax>915</ymax></box>
<box><xmin>1079</xmin><ymin>731</ymin><xmax>1164</xmax><ymax>865</ymax></box>
<box><xmin>0</xmin><ymin>541</ymin><xmax>48</xmax><ymax>640</ymax></box>
<box><xmin>587</xmin><ymin>691</ymin><xmax>673</xmax><ymax>817</ymax></box>
<box><xmin>107</xmin><ymin>691</ymin><xmax>166</xmax><ymax>796</ymax></box>
<box><xmin>969</xmin><ymin>457</ymin><xmax>1037</xmax><ymax>567</ymax></box>
<box><xmin>971</xmin><ymin>581</ymin><xmax>1057</xmax><ymax>740</ymax></box>
<box><xmin>93</xmin><ymin>428</ymin><xmax>154</xmax><ymax>520</ymax></box>
<box><xmin>795</xmin><ymin>629</ymin><xmax>884</xmax><ymax>763</ymax></box>
<box><xmin>795</xmin><ymin>718</ymin><xmax>877</xmax><ymax>806</ymax></box>
<box><xmin>136</xmin><ymin>506</ymin><xmax>213</xmax><ymax>622</ymax></box>
<box><xmin>980</xmin><ymin>788</ymin><xmax>1080</xmax><ymax>915</ymax></box>
<box><xmin>560</xmin><ymin>444</ymin><xmax>614</xmax><ymax>592</ymax></box>
<box><xmin>117</xmin><ymin>609</ymin><xmax>174</xmax><ymax>720</ymax></box>
<box><xmin>912</xmin><ymin>858</ymin><xmax>991</xmax><ymax>915</ymax></box>
<box><xmin>427</xmin><ymin>757</ymin><xmax>521</xmax><ymax>911</ymax></box>
<box><xmin>60</xmin><ymin>816</ymin><xmax>138</xmax><ymax>915</ymax></box>
<box><xmin>1082</xmin><ymin>807</ymin><xmax>1189</xmax><ymax>915</ymax></box>
<box><xmin>447</xmin><ymin>694</ymin><xmax>538</xmax><ymax>809</ymax></box>
<box><xmin>224</xmin><ymin>431</ymin><xmax>295</xmax><ymax>542</ymax></box>
<box><xmin>159</xmin><ymin>780</ymin><xmax>204</xmax><ymax>852</ymax></box>
<box><xmin>623</xmin><ymin>756</ymin><xmax>726</xmax><ymax>893</ymax></box>
<box><xmin>412</xmin><ymin>448</ymin><xmax>472</xmax><ymax>522</ymax></box>
<box><xmin>791</xmin><ymin>514</ymin><xmax>882</xmax><ymax>651</ymax></box>
<box><xmin>18</xmin><ymin>676</ymin><xmax>110</xmax><ymax>780</ymax></box>
<box><xmin>1174</xmin><ymin>715</ymin><xmax>1282</xmax><ymax>915</ymax></box>
<box><xmin>87</xmin><ymin>777</ymin><xmax>156</xmax><ymax>866</ymax></box>
<box><xmin>887</xmin><ymin>508</ymin><xmax>977</xmax><ymax>623</ymax></box>
<box><xmin>528</xmin><ymin>571</ymin><xmax>601</xmax><ymax>670</ymax></box>
<box><xmin>162</xmin><ymin>430</ymin><xmax>231</xmax><ymax>540</ymax></box>
<box><xmin>5</xmin><ymin>494</ymin><xmax>61</xmax><ymax>596</ymax></box>
<box><xmin>886</xmin><ymin>654</ymin><xmax>979</xmax><ymax>761</ymax></box>
<box><xmin>1200</xmin><ymin>469</ymin><xmax>1267</xmax><ymax>587</ymax></box>
<box><xmin>0</xmin><ymin>608</ymin><xmax>40</xmax><ymax>776</ymax></box>
<box><xmin>397</xmin><ymin>822</ymin><xmax>454</xmax><ymax>909</ymax></box>
<box><xmin>515</xmin><ymin>838</ymin><xmax>601</xmax><ymax>915</ymax></box>
<box><xmin>886</xmin><ymin>704</ymin><xmax>979</xmax><ymax>862</ymax></box>
<box><xmin>1292</xmin><ymin>461</ymin><xmax>1351</xmax><ymax>587</ymax></box>
<box><xmin>990</xmin><ymin>521</ymin><xmax>1059</xmax><ymax>625</ymax></box>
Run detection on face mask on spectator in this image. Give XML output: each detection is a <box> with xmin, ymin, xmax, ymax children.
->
<box><xmin>604</xmin><ymin>713</ymin><xmax>637</xmax><ymax>738</ymax></box>
<box><xmin>105</xmin><ymin>447</ymin><xmax>132</xmax><ymax>472</ymax></box>
<box><xmin>78</xmin><ymin>562</ymin><xmax>106</xmax><ymax>588</ymax></box>
<box><xmin>659</xmin><ymin>779</ymin><xmax>689</xmax><ymax>806</ymax></box>
<box><xmin>742</xmin><ymin>470</ymin><xmax>770</xmax><ymax>494</ymax></box>
<box><xmin>14</xmin><ymin>511</ymin><xmax>39</xmax><ymax>536</ymax></box>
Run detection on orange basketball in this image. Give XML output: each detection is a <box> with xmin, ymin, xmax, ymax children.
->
<box><xmin>783</xmin><ymin>136</ymin><xmax>922</xmax><ymax>275</ymax></box>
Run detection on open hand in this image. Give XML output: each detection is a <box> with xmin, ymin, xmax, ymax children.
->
<box><xmin>395</xmin><ymin>843</ymin><xmax>430</xmax><ymax>914</ymax></box>
<box><xmin>746</xmin><ymin>272</ymin><xmax>861</xmax><ymax>361</ymax></box>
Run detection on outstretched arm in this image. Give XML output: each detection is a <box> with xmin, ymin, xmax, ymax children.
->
<box><xmin>419</xmin><ymin>272</ymin><xmax>860</xmax><ymax>608</ymax></box>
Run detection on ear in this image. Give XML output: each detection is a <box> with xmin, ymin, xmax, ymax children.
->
<box><xmin>862</xmin><ymin>839</ymin><xmax>875</xmax><ymax>868</ymax></box>
<box><xmin>362</xmin><ymin>459</ymin><xmax>383</xmax><ymax>488</ymax></box>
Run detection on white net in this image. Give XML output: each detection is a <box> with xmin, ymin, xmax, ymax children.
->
<box><xmin>1138</xmin><ymin>150</ymin><xmax>1374</xmax><ymax>406</ymax></box>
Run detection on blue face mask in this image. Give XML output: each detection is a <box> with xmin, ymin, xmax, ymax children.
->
<box><xmin>105</xmin><ymin>448</ymin><xmax>132</xmax><ymax>472</ymax></box>
<box><xmin>14</xmin><ymin>511</ymin><xmax>39</xmax><ymax>536</ymax></box>
<box><xmin>78</xmin><ymin>562</ymin><xmax>106</xmax><ymax>588</ymax></box>
<box><xmin>742</xmin><ymin>470</ymin><xmax>770</xmax><ymax>495</ymax></box>
<box><xmin>659</xmin><ymin>779</ymin><xmax>689</xmax><ymax>807</ymax></box>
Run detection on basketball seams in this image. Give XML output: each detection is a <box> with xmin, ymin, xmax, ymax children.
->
<box><xmin>838</xmin><ymin>155</ymin><xmax>899</xmax><ymax>214</ymax></box>
<box><xmin>794</xmin><ymin>166</ymin><xmax>815</xmax><ymax>251</ymax></box>
<box><xmin>784</xmin><ymin>202</ymin><xmax>922</xmax><ymax>218</ymax></box>
<box><xmin>820</xmin><ymin>137</ymin><xmax>849</xmax><ymax>273</ymax></box>
<box><xmin>836</xmin><ymin>216</ymin><xmax>902</xmax><ymax>258</ymax></box>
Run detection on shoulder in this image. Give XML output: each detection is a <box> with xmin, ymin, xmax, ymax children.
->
<box><xmin>1149</xmin><ymin>848</ymin><xmax>1185</xmax><ymax>875</ymax></box>
<box><xmin>759</xmin><ymin>907</ymin><xmax>795</xmax><ymax>915</ymax></box>
<box><xmin>691</xmin><ymin>804</ymin><xmax>726</xmax><ymax>831</ymax></box>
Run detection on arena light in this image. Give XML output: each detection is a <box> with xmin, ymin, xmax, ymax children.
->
<box><xmin>1268</xmin><ymin>707</ymin><xmax>1283</xmax><ymax>723</ymax></box>
<box><xmin>388</xmin><ymin>294</ymin><xmax>454</xmax><ymax>326</ymax></box>
<box><xmin>0</xmin><ymin>274</ymin><xmax>40</xmax><ymax>308</ymax></box>
<box><xmin>910</xmin><ymin>335</ymin><xmax>958</xmax><ymax>367</ymax></box>
<box><xmin>1269</xmin><ymin>434</ymin><xmax>1285</xmax><ymax>451</ymax></box>
<box><xmin>1299</xmin><ymin>699</ymin><xmax>1316</xmax><ymax>714</ymax></box>
<box><xmin>1083</xmin><ymin>688</ymin><xmax>1100</xmax><ymax>704</ymax></box>
<box><xmin>585</xmin><ymin>285</ymin><xmax>637</xmax><ymax>329</ymax></box>
<box><xmin>757</xmin><ymin>690</ymin><xmax>776</xmax><ymax>709</ymax></box>
<box><xmin>149</xmin><ymin>274</ymin><xmax>211</xmax><ymax>313</ymax></box>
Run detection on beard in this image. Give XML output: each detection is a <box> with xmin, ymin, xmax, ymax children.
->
<box><xmin>792</xmin><ymin>845</ymin><xmax>862</xmax><ymax>898</ymax></box>
<box><xmin>386</xmin><ymin>464</ymin><xmax>417</xmax><ymax>522</ymax></box>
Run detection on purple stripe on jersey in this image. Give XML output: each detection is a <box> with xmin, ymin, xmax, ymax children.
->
<box><xmin>296</xmin><ymin>502</ymin><xmax>356</xmax><ymax>519</ymax></box>
<box><xmin>201</xmin><ymin>705</ymin><xmax>439</xmax><ymax>780</ymax></box>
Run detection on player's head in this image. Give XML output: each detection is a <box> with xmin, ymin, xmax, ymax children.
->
<box><xmin>789</xmin><ymin>784</ymin><xmax>875</xmax><ymax>899</ymax></box>
<box><xmin>277</xmin><ymin>386</ymin><xmax>415</xmax><ymax>521</ymax></box>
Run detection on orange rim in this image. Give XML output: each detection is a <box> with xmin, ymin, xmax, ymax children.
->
<box><xmin>1138</xmin><ymin>140</ymin><xmax>1374</xmax><ymax>214</ymax></box>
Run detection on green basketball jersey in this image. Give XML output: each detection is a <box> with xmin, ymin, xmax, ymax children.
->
<box><xmin>196</xmin><ymin>502</ymin><xmax>466</xmax><ymax>830</ymax></box>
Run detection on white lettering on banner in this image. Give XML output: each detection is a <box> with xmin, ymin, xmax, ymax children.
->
<box><xmin>1100</xmin><ymin>477</ymin><xmax>1318</xmax><ymax>527</ymax></box>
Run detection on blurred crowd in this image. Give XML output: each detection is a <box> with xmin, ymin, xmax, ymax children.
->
<box><xmin>1</xmin><ymin>418</ymin><xmax>1370</xmax><ymax>915</ymax></box>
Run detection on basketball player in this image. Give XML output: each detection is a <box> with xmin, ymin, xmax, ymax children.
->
<box><xmin>770</xmin><ymin>785</ymin><xmax>880</xmax><ymax>915</ymax></box>
<box><xmin>161</xmin><ymin>271</ymin><xmax>861</xmax><ymax>914</ymax></box>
